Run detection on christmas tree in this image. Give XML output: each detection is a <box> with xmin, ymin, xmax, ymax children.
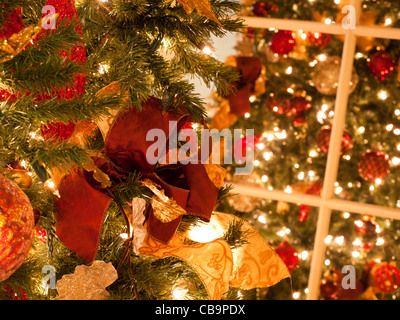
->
<box><xmin>0</xmin><ymin>0</ymin><xmax>294</xmax><ymax>301</ymax></box>
<box><xmin>210</xmin><ymin>0</ymin><xmax>400</xmax><ymax>300</ymax></box>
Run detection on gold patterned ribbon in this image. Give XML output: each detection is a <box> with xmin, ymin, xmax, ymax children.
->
<box><xmin>139</xmin><ymin>212</ymin><xmax>290</xmax><ymax>299</ymax></box>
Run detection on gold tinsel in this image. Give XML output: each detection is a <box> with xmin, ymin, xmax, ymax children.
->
<box><xmin>0</xmin><ymin>14</ymin><xmax>58</xmax><ymax>63</ymax></box>
<box><xmin>142</xmin><ymin>180</ymin><xmax>188</xmax><ymax>223</ymax></box>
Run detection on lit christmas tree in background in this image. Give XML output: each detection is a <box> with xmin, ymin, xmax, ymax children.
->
<box><xmin>2</xmin><ymin>0</ymin><xmax>400</xmax><ymax>302</ymax></box>
<box><xmin>210</xmin><ymin>0</ymin><xmax>400</xmax><ymax>300</ymax></box>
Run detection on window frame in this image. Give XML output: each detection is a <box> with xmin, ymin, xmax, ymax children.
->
<box><xmin>235</xmin><ymin>0</ymin><xmax>400</xmax><ymax>299</ymax></box>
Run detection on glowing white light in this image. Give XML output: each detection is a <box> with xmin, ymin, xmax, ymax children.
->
<box><xmin>257</xmin><ymin>143</ymin><xmax>265</xmax><ymax>150</ymax></box>
<box><xmin>376</xmin><ymin>238</ymin><xmax>385</xmax><ymax>246</ymax></box>
<box><xmin>386</xmin><ymin>124</ymin><xmax>394</xmax><ymax>131</ymax></box>
<box><xmin>325</xmin><ymin>235</ymin><xmax>333</xmax><ymax>244</ymax></box>
<box><xmin>263</xmin><ymin>152</ymin><xmax>272</xmax><ymax>161</ymax></box>
<box><xmin>120</xmin><ymin>233</ymin><xmax>129</xmax><ymax>240</ymax></box>
<box><xmin>324</xmin><ymin>259</ymin><xmax>330</xmax><ymax>266</ymax></box>
<box><xmin>309</xmin><ymin>150</ymin><xmax>318</xmax><ymax>157</ymax></box>
<box><xmin>284</xmin><ymin>186</ymin><xmax>293</xmax><ymax>194</ymax></box>
<box><xmin>378</xmin><ymin>90</ymin><xmax>388</xmax><ymax>100</ymax></box>
<box><xmin>358</xmin><ymin>126</ymin><xmax>365</xmax><ymax>134</ymax></box>
<box><xmin>343</xmin><ymin>212</ymin><xmax>350</xmax><ymax>219</ymax></box>
<box><xmin>308</xmin><ymin>170</ymin><xmax>315</xmax><ymax>177</ymax></box>
<box><xmin>335</xmin><ymin>236</ymin><xmax>344</xmax><ymax>245</ymax></box>
<box><xmin>258</xmin><ymin>215</ymin><xmax>267</xmax><ymax>224</ymax></box>
<box><xmin>292</xmin><ymin>292</ymin><xmax>301</xmax><ymax>299</ymax></box>
<box><xmin>354</xmin><ymin>220</ymin><xmax>363</xmax><ymax>227</ymax></box>
<box><xmin>98</xmin><ymin>63</ymin><xmax>109</xmax><ymax>75</ymax></box>
<box><xmin>262</xmin><ymin>175</ymin><xmax>269</xmax><ymax>183</ymax></box>
<box><xmin>202</xmin><ymin>45</ymin><xmax>213</xmax><ymax>56</ymax></box>
<box><xmin>324</xmin><ymin>18</ymin><xmax>332</xmax><ymax>25</ymax></box>
<box><xmin>172</xmin><ymin>288</ymin><xmax>189</xmax><ymax>300</ymax></box>
<box><xmin>385</xmin><ymin>18</ymin><xmax>393</xmax><ymax>26</ymax></box>
<box><xmin>318</xmin><ymin>54</ymin><xmax>327</xmax><ymax>61</ymax></box>
<box><xmin>286</xmin><ymin>66</ymin><xmax>293</xmax><ymax>74</ymax></box>
<box><xmin>244</xmin><ymin>112</ymin><xmax>250</xmax><ymax>118</ymax></box>
<box><xmin>353</xmin><ymin>239</ymin><xmax>362</xmax><ymax>246</ymax></box>
<box><xmin>298</xmin><ymin>171</ymin><xmax>305</xmax><ymax>180</ymax></box>
<box><xmin>254</xmin><ymin>160</ymin><xmax>260</xmax><ymax>166</ymax></box>
<box><xmin>300</xmin><ymin>251</ymin><xmax>309</xmax><ymax>260</ymax></box>
<box><xmin>335</xmin><ymin>186</ymin><xmax>343</xmax><ymax>194</ymax></box>
<box><xmin>394</xmin><ymin>128</ymin><xmax>400</xmax><ymax>135</ymax></box>
<box><xmin>352</xmin><ymin>251</ymin><xmax>361</xmax><ymax>258</ymax></box>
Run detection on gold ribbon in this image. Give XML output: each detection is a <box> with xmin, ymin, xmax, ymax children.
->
<box><xmin>139</xmin><ymin>211</ymin><xmax>290</xmax><ymax>299</ymax></box>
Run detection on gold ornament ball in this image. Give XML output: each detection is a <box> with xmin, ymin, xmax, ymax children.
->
<box><xmin>0</xmin><ymin>174</ymin><xmax>35</xmax><ymax>282</ymax></box>
<box><xmin>313</xmin><ymin>56</ymin><xmax>358</xmax><ymax>95</ymax></box>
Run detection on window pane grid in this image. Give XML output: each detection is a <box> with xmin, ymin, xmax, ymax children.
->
<box><xmin>235</xmin><ymin>0</ymin><xmax>400</xmax><ymax>299</ymax></box>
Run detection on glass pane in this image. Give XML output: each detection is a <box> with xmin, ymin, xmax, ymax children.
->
<box><xmin>321</xmin><ymin>211</ymin><xmax>400</xmax><ymax>300</ymax></box>
<box><xmin>335</xmin><ymin>36</ymin><xmax>400</xmax><ymax>209</ymax></box>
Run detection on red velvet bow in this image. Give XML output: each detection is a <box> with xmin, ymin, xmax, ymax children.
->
<box><xmin>54</xmin><ymin>97</ymin><xmax>219</xmax><ymax>263</ymax></box>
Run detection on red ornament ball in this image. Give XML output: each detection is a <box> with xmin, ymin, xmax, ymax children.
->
<box><xmin>275</xmin><ymin>241</ymin><xmax>299</xmax><ymax>272</ymax></box>
<box><xmin>252</xmin><ymin>2</ymin><xmax>278</xmax><ymax>17</ymax></box>
<box><xmin>307</xmin><ymin>32</ymin><xmax>332</xmax><ymax>48</ymax></box>
<box><xmin>266</xmin><ymin>96</ymin><xmax>290</xmax><ymax>115</ymax></box>
<box><xmin>320</xmin><ymin>279</ymin><xmax>339</xmax><ymax>300</ymax></box>
<box><xmin>358</xmin><ymin>150</ymin><xmax>390</xmax><ymax>181</ymax></box>
<box><xmin>288</xmin><ymin>97</ymin><xmax>312</xmax><ymax>116</ymax></box>
<box><xmin>0</xmin><ymin>174</ymin><xmax>34</xmax><ymax>282</ymax></box>
<box><xmin>368</xmin><ymin>51</ymin><xmax>396</xmax><ymax>81</ymax></box>
<box><xmin>373</xmin><ymin>263</ymin><xmax>400</xmax><ymax>294</ymax></box>
<box><xmin>354</xmin><ymin>217</ymin><xmax>378</xmax><ymax>236</ymax></box>
<box><xmin>270</xmin><ymin>30</ymin><xmax>296</xmax><ymax>55</ymax></box>
<box><xmin>316</xmin><ymin>125</ymin><xmax>353</xmax><ymax>155</ymax></box>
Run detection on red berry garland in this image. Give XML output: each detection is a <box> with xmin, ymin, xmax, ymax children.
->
<box><xmin>358</xmin><ymin>150</ymin><xmax>390</xmax><ymax>181</ymax></box>
<box><xmin>38</xmin><ymin>0</ymin><xmax>86</xmax><ymax>141</ymax></box>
